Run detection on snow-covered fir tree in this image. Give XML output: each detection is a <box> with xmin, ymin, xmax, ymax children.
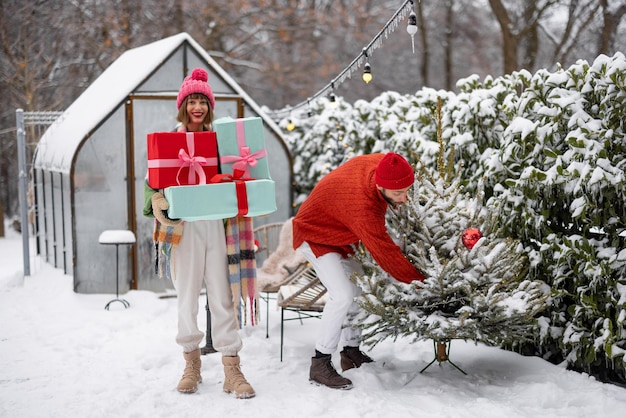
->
<box><xmin>349</xmin><ymin>105</ymin><xmax>551</xmax><ymax>352</ymax></box>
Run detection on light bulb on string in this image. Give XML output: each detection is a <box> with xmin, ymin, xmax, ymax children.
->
<box><xmin>328</xmin><ymin>81</ymin><xmax>338</xmax><ymax>109</ymax></box>
<box><xmin>286</xmin><ymin>119</ymin><xmax>295</xmax><ymax>131</ymax></box>
<box><xmin>329</xmin><ymin>92</ymin><xmax>338</xmax><ymax>109</ymax></box>
<box><xmin>407</xmin><ymin>11</ymin><xmax>417</xmax><ymax>53</ymax></box>
<box><xmin>329</xmin><ymin>93</ymin><xmax>337</xmax><ymax>109</ymax></box>
<box><xmin>361</xmin><ymin>48</ymin><xmax>373</xmax><ymax>84</ymax></box>
<box><xmin>362</xmin><ymin>62</ymin><xmax>373</xmax><ymax>83</ymax></box>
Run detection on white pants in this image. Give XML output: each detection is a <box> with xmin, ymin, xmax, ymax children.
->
<box><xmin>298</xmin><ymin>242</ymin><xmax>363</xmax><ymax>355</ymax></box>
<box><xmin>171</xmin><ymin>219</ymin><xmax>242</xmax><ymax>356</ymax></box>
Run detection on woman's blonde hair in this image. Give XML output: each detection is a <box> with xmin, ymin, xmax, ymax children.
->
<box><xmin>177</xmin><ymin>93</ymin><xmax>214</xmax><ymax>130</ymax></box>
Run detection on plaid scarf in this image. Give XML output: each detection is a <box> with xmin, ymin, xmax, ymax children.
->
<box><xmin>153</xmin><ymin>220</ymin><xmax>184</xmax><ymax>280</ymax></box>
<box><xmin>225</xmin><ymin>216</ymin><xmax>259</xmax><ymax>328</ymax></box>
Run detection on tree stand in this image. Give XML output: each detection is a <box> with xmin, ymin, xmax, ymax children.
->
<box><xmin>420</xmin><ymin>340</ymin><xmax>467</xmax><ymax>375</ymax></box>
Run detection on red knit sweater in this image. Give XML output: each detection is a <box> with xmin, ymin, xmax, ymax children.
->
<box><xmin>292</xmin><ymin>154</ymin><xmax>425</xmax><ymax>284</ymax></box>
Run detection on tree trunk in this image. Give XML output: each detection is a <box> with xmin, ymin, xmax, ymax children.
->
<box><xmin>417</xmin><ymin>0</ymin><xmax>429</xmax><ymax>86</ymax></box>
<box><xmin>444</xmin><ymin>0</ymin><xmax>454</xmax><ymax>91</ymax></box>
<box><xmin>598</xmin><ymin>0</ymin><xmax>626</xmax><ymax>55</ymax></box>
<box><xmin>488</xmin><ymin>0</ymin><xmax>519</xmax><ymax>74</ymax></box>
<box><xmin>436</xmin><ymin>341</ymin><xmax>449</xmax><ymax>362</ymax></box>
<box><xmin>520</xmin><ymin>2</ymin><xmax>539</xmax><ymax>71</ymax></box>
<box><xmin>0</xmin><ymin>199</ymin><xmax>4</xmax><ymax>237</ymax></box>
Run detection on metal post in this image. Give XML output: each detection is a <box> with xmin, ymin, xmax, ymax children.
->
<box><xmin>15</xmin><ymin>109</ymin><xmax>30</xmax><ymax>276</ymax></box>
<box><xmin>201</xmin><ymin>293</ymin><xmax>217</xmax><ymax>354</ymax></box>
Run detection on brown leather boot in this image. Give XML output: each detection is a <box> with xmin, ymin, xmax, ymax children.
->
<box><xmin>222</xmin><ymin>355</ymin><xmax>255</xmax><ymax>399</ymax></box>
<box><xmin>340</xmin><ymin>346</ymin><xmax>374</xmax><ymax>371</ymax></box>
<box><xmin>309</xmin><ymin>356</ymin><xmax>353</xmax><ymax>390</ymax></box>
<box><xmin>177</xmin><ymin>349</ymin><xmax>202</xmax><ymax>393</ymax></box>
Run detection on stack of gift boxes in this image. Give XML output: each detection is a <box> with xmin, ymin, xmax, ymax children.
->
<box><xmin>147</xmin><ymin>116</ymin><xmax>276</xmax><ymax>221</ymax></box>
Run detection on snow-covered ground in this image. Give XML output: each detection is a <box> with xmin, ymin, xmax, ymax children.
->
<box><xmin>1</xmin><ymin>223</ymin><xmax>626</xmax><ymax>418</ymax></box>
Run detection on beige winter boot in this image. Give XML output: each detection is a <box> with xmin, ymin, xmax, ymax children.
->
<box><xmin>177</xmin><ymin>349</ymin><xmax>202</xmax><ymax>393</ymax></box>
<box><xmin>222</xmin><ymin>355</ymin><xmax>255</xmax><ymax>399</ymax></box>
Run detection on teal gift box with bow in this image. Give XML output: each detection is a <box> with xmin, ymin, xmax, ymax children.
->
<box><xmin>165</xmin><ymin>177</ymin><xmax>276</xmax><ymax>221</ymax></box>
<box><xmin>213</xmin><ymin>116</ymin><xmax>271</xmax><ymax>180</ymax></box>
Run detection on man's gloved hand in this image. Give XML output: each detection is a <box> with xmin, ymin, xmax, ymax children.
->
<box><xmin>151</xmin><ymin>192</ymin><xmax>181</xmax><ymax>227</ymax></box>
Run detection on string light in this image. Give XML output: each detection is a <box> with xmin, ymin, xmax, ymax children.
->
<box><xmin>362</xmin><ymin>63</ymin><xmax>372</xmax><ymax>83</ymax></box>
<box><xmin>283</xmin><ymin>106</ymin><xmax>296</xmax><ymax>130</ymax></box>
<box><xmin>306</xmin><ymin>98</ymin><xmax>313</xmax><ymax>117</ymax></box>
<box><xmin>362</xmin><ymin>48</ymin><xmax>373</xmax><ymax>83</ymax></box>
<box><xmin>329</xmin><ymin>92</ymin><xmax>338</xmax><ymax>109</ymax></box>
<box><xmin>328</xmin><ymin>82</ymin><xmax>338</xmax><ymax>109</ymax></box>
<box><xmin>266</xmin><ymin>0</ymin><xmax>417</xmax><ymax>121</ymax></box>
<box><xmin>407</xmin><ymin>10</ymin><xmax>418</xmax><ymax>53</ymax></box>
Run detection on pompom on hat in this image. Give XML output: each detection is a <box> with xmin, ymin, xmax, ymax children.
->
<box><xmin>375</xmin><ymin>152</ymin><xmax>414</xmax><ymax>190</ymax></box>
<box><xmin>176</xmin><ymin>68</ymin><xmax>215</xmax><ymax>110</ymax></box>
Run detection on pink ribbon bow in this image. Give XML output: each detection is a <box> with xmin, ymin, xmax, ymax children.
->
<box><xmin>177</xmin><ymin>144</ymin><xmax>208</xmax><ymax>185</ymax></box>
<box><xmin>221</xmin><ymin>146</ymin><xmax>267</xmax><ymax>177</ymax></box>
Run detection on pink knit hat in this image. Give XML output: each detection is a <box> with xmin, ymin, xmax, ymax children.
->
<box><xmin>176</xmin><ymin>68</ymin><xmax>215</xmax><ymax>110</ymax></box>
<box><xmin>375</xmin><ymin>152</ymin><xmax>414</xmax><ymax>189</ymax></box>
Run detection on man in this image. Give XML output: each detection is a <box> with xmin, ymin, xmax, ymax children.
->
<box><xmin>292</xmin><ymin>152</ymin><xmax>426</xmax><ymax>390</ymax></box>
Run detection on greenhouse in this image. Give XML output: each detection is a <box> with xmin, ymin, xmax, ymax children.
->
<box><xmin>33</xmin><ymin>32</ymin><xmax>292</xmax><ymax>294</ymax></box>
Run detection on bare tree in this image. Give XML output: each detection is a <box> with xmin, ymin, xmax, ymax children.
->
<box><xmin>0</xmin><ymin>195</ymin><xmax>4</xmax><ymax>237</ymax></box>
<box><xmin>0</xmin><ymin>1</ymin><xmax>71</xmax><ymax>216</ymax></box>
<box><xmin>0</xmin><ymin>2</ymin><xmax>66</xmax><ymax>111</ymax></box>
<box><xmin>444</xmin><ymin>0</ymin><xmax>453</xmax><ymax>90</ymax></box>
<box><xmin>544</xmin><ymin>0</ymin><xmax>600</xmax><ymax>66</ymax></box>
<box><xmin>0</xmin><ymin>0</ymin><xmax>624</xmax><ymax>218</ymax></box>
<box><xmin>417</xmin><ymin>0</ymin><xmax>430</xmax><ymax>86</ymax></box>
<box><xmin>487</xmin><ymin>0</ymin><xmax>623</xmax><ymax>74</ymax></box>
<box><xmin>598</xmin><ymin>0</ymin><xmax>626</xmax><ymax>54</ymax></box>
<box><xmin>488</xmin><ymin>0</ymin><xmax>561</xmax><ymax>74</ymax></box>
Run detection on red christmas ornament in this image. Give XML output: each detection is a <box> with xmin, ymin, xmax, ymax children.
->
<box><xmin>462</xmin><ymin>228</ymin><xmax>482</xmax><ymax>249</ymax></box>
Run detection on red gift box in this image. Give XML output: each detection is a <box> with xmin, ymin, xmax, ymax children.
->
<box><xmin>147</xmin><ymin>131</ymin><xmax>219</xmax><ymax>189</ymax></box>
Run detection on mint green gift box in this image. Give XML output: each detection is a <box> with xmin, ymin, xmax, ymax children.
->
<box><xmin>213</xmin><ymin>116</ymin><xmax>271</xmax><ymax>179</ymax></box>
<box><xmin>165</xmin><ymin>179</ymin><xmax>276</xmax><ymax>221</ymax></box>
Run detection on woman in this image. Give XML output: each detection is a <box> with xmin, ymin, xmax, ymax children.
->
<box><xmin>144</xmin><ymin>68</ymin><xmax>255</xmax><ymax>398</ymax></box>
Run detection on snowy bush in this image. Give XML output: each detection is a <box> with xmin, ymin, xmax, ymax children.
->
<box><xmin>280</xmin><ymin>52</ymin><xmax>626</xmax><ymax>383</ymax></box>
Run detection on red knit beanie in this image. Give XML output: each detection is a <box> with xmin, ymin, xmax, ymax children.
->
<box><xmin>176</xmin><ymin>68</ymin><xmax>215</xmax><ymax>110</ymax></box>
<box><xmin>375</xmin><ymin>152</ymin><xmax>414</xmax><ymax>189</ymax></box>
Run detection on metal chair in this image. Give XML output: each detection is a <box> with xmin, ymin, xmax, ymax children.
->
<box><xmin>276</xmin><ymin>265</ymin><xmax>327</xmax><ymax>361</ymax></box>
<box><xmin>254</xmin><ymin>222</ymin><xmax>284</xmax><ymax>266</ymax></box>
<box><xmin>254</xmin><ymin>221</ymin><xmax>285</xmax><ymax>337</ymax></box>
